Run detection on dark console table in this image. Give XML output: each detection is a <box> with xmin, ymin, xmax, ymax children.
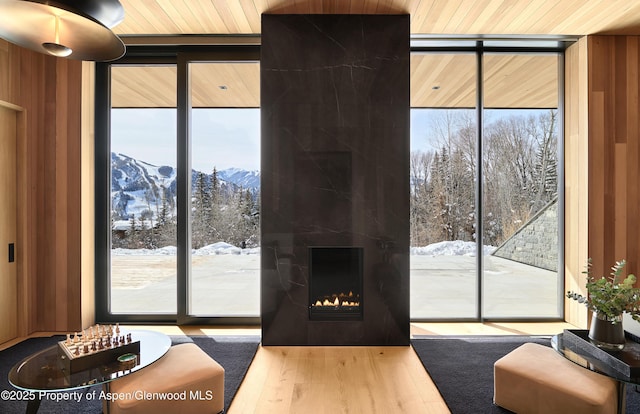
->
<box><xmin>552</xmin><ymin>329</ymin><xmax>640</xmax><ymax>414</ymax></box>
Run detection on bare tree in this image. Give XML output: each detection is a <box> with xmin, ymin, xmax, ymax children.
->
<box><xmin>410</xmin><ymin>150</ymin><xmax>434</xmax><ymax>246</ymax></box>
<box><xmin>531</xmin><ymin>110</ymin><xmax>558</xmax><ymax>210</ymax></box>
<box><xmin>410</xmin><ymin>109</ymin><xmax>558</xmax><ymax>248</ymax></box>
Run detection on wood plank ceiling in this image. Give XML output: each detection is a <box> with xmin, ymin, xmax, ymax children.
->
<box><xmin>115</xmin><ymin>0</ymin><xmax>640</xmax><ymax>36</ymax></box>
<box><xmin>110</xmin><ymin>0</ymin><xmax>640</xmax><ymax>108</ymax></box>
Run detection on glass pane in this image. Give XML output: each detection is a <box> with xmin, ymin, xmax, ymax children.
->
<box><xmin>410</xmin><ymin>108</ymin><xmax>478</xmax><ymax>319</ymax></box>
<box><xmin>189</xmin><ymin>62</ymin><xmax>261</xmax><ymax>317</ymax></box>
<box><xmin>411</xmin><ymin>54</ymin><xmax>476</xmax><ymax>108</ymax></box>
<box><xmin>410</xmin><ymin>53</ymin><xmax>478</xmax><ymax>319</ymax></box>
<box><xmin>109</xmin><ymin>65</ymin><xmax>178</xmax><ymax>314</ymax></box>
<box><xmin>484</xmin><ymin>54</ymin><xmax>558</xmax><ymax>109</ymax></box>
<box><xmin>482</xmin><ymin>53</ymin><xmax>560</xmax><ymax>318</ymax></box>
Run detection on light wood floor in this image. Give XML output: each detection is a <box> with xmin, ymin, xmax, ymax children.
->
<box><xmin>230</xmin><ymin>344</ymin><xmax>448</xmax><ymax>414</ymax></box>
<box><xmin>228</xmin><ymin>322</ymin><xmax>577</xmax><ymax>414</ymax></box>
<box><xmin>2</xmin><ymin>322</ymin><xmax>578</xmax><ymax>413</ymax></box>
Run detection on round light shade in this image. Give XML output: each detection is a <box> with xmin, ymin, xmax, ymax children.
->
<box><xmin>0</xmin><ymin>0</ymin><xmax>125</xmax><ymax>61</ymax></box>
<box><xmin>59</xmin><ymin>0</ymin><xmax>125</xmax><ymax>29</ymax></box>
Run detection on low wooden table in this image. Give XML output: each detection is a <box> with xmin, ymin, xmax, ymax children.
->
<box><xmin>8</xmin><ymin>330</ymin><xmax>171</xmax><ymax>414</ymax></box>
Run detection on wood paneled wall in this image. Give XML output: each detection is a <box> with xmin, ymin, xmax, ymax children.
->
<box><xmin>566</xmin><ymin>35</ymin><xmax>640</xmax><ymax>327</ymax></box>
<box><xmin>0</xmin><ymin>39</ymin><xmax>86</xmax><ymax>335</ymax></box>
<box><xmin>564</xmin><ymin>38</ymin><xmax>589</xmax><ymax>328</ymax></box>
<box><xmin>587</xmin><ymin>36</ymin><xmax>640</xmax><ymax>288</ymax></box>
<box><xmin>81</xmin><ymin>62</ymin><xmax>95</xmax><ymax>329</ymax></box>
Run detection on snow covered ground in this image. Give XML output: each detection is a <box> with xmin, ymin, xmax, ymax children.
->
<box><xmin>112</xmin><ymin>240</ymin><xmax>494</xmax><ymax>257</ymax></box>
<box><xmin>112</xmin><ymin>241</ymin><xmax>260</xmax><ymax>256</ymax></box>
<box><xmin>410</xmin><ymin>240</ymin><xmax>496</xmax><ymax>256</ymax></box>
<box><xmin>109</xmin><ymin>240</ymin><xmax>558</xmax><ymax>318</ymax></box>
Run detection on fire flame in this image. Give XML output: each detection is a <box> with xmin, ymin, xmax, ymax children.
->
<box><xmin>312</xmin><ymin>291</ymin><xmax>360</xmax><ymax>308</ymax></box>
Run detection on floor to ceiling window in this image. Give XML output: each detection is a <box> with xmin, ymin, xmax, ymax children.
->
<box><xmin>482</xmin><ymin>53</ymin><xmax>561</xmax><ymax>319</ymax></box>
<box><xmin>410</xmin><ymin>53</ymin><xmax>478</xmax><ymax>318</ymax></box>
<box><xmin>96</xmin><ymin>48</ymin><xmax>260</xmax><ymax>323</ymax></box>
<box><xmin>188</xmin><ymin>62</ymin><xmax>260</xmax><ymax>317</ymax></box>
<box><xmin>410</xmin><ymin>40</ymin><xmax>565</xmax><ymax>321</ymax></box>
<box><xmin>109</xmin><ymin>65</ymin><xmax>178</xmax><ymax>314</ymax></box>
<box><xmin>97</xmin><ymin>40</ymin><xmax>564</xmax><ymax>323</ymax></box>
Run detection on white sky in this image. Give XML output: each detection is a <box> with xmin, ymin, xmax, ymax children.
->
<box><xmin>111</xmin><ymin>108</ymin><xmax>548</xmax><ymax>172</ymax></box>
<box><xmin>111</xmin><ymin>108</ymin><xmax>260</xmax><ymax>172</ymax></box>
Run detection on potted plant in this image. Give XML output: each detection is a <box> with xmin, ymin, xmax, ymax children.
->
<box><xmin>567</xmin><ymin>259</ymin><xmax>640</xmax><ymax>350</ymax></box>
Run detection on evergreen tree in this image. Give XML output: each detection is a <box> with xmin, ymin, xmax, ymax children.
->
<box><xmin>192</xmin><ymin>171</ymin><xmax>210</xmax><ymax>248</ymax></box>
<box><xmin>427</xmin><ymin>148</ymin><xmax>451</xmax><ymax>242</ymax></box>
<box><xmin>208</xmin><ymin>167</ymin><xmax>221</xmax><ymax>241</ymax></box>
<box><xmin>240</xmin><ymin>188</ymin><xmax>259</xmax><ymax>247</ymax></box>
<box><xmin>127</xmin><ymin>214</ymin><xmax>137</xmax><ymax>248</ymax></box>
<box><xmin>153</xmin><ymin>185</ymin><xmax>176</xmax><ymax>248</ymax></box>
<box><xmin>410</xmin><ymin>150</ymin><xmax>432</xmax><ymax>245</ymax></box>
<box><xmin>211</xmin><ymin>167</ymin><xmax>220</xmax><ymax>205</ymax></box>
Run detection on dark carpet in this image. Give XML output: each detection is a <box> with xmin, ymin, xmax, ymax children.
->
<box><xmin>411</xmin><ymin>335</ymin><xmax>640</xmax><ymax>414</ymax></box>
<box><xmin>0</xmin><ymin>334</ymin><xmax>260</xmax><ymax>414</ymax></box>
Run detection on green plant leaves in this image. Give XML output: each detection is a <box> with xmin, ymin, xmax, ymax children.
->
<box><xmin>567</xmin><ymin>259</ymin><xmax>640</xmax><ymax>321</ymax></box>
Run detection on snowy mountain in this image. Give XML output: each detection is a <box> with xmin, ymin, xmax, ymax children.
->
<box><xmin>111</xmin><ymin>152</ymin><xmax>260</xmax><ymax>224</ymax></box>
<box><xmin>217</xmin><ymin>167</ymin><xmax>260</xmax><ymax>190</ymax></box>
<box><xmin>111</xmin><ymin>153</ymin><xmax>177</xmax><ymax>222</ymax></box>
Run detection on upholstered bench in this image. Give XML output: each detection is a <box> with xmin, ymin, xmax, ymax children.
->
<box><xmin>105</xmin><ymin>343</ymin><xmax>225</xmax><ymax>414</ymax></box>
<box><xmin>493</xmin><ymin>342</ymin><xmax>618</xmax><ymax>414</ymax></box>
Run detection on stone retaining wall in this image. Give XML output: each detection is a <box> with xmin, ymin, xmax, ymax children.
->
<box><xmin>491</xmin><ymin>198</ymin><xmax>558</xmax><ymax>272</ymax></box>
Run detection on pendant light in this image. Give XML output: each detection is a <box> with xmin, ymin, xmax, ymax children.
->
<box><xmin>0</xmin><ymin>0</ymin><xmax>126</xmax><ymax>61</ymax></box>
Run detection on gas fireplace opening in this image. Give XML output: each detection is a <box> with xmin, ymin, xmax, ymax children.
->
<box><xmin>309</xmin><ymin>247</ymin><xmax>363</xmax><ymax>321</ymax></box>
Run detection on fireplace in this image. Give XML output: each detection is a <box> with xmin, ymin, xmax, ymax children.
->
<box><xmin>261</xmin><ymin>14</ymin><xmax>410</xmax><ymax>346</ymax></box>
<box><xmin>309</xmin><ymin>247</ymin><xmax>363</xmax><ymax>321</ymax></box>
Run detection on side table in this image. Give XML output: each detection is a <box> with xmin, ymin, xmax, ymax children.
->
<box><xmin>552</xmin><ymin>330</ymin><xmax>640</xmax><ymax>414</ymax></box>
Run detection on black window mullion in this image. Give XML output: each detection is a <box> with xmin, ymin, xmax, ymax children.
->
<box><xmin>176</xmin><ymin>54</ymin><xmax>191</xmax><ymax>324</ymax></box>
<box><xmin>95</xmin><ymin>62</ymin><xmax>111</xmax><ymax>322</ymax></box>
<box><xmin>476</xmin><ymin>43</ymin><xmax>484</xmax><ymax>322</ymax></box>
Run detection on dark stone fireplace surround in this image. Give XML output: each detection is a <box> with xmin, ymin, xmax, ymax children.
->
<box><xmin>260</xmin><ymin>14</ymin><xmax>410</xmax><ymax>346</ymax></box>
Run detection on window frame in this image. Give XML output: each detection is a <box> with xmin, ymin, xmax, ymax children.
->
<box><xmin>95</xmin><ymin>46</ymin><xmax>261</xmax><ymax>324</ymax></box>
<box><xmin>409</xmin><ymin>42</ymin><xmax>566</xmax><ymax>322</ymax></box>
<box><xmin>95</xmin><ymin>41</ymin><xmax>567</xmax><ymax>324</ymax></box>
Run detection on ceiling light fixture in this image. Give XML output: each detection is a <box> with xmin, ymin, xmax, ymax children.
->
<box><xmin>42</xmin><ymin>15</ymin><xmax>72</xmax><ymax>57</ymax></box>
<box><xmin>0</xmin><ymin>0</ymin><xmax>126</xmax><ymax>61</ymax></box>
